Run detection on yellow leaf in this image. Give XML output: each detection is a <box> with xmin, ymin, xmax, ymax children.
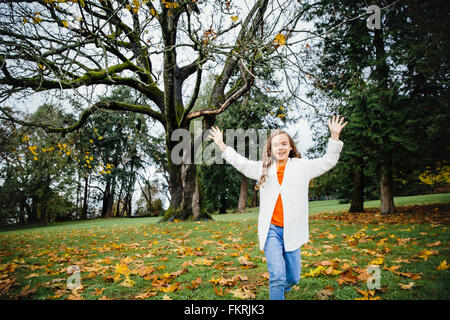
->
<box><xmin>231</xmin><ymin>16</ymin><xmax>238</xmax><ymax>22</ymax></box>
<box><xmin>399</xmin><ymin>282</ymin><xmax>415</xmax><ymax>290</ymax></box>
<box><xmin>436</xmin><ymin>260</ymin><xmax>450</xmax><ymax>271</ymax></box>
<box><xmin>38</xmin><ymin>63</ymin><xmax>45</xmax><ymax>70</ymax></box>
<box><xmin>115</xmin><ymin>262</ymin><xmax>130</xmax><ymax>275</ymax></box>
<box><xmin>417</xmin><ymin>249</ymin><xmax>438</xmax><ymax>261</ymax></box>
<box><xmin>62</xmin><ymin>20</ymin><xmax>69</xmax><ymax>28</ymax></box>
<box><xmin>274</xmin><ymin>33</ymin><xmax>286</xmax><ymax>46</ymax></box>
<box><xmin>369</xmin><ymin>257</ymin><xmax>384</xmax><ymax>265</ymax></box>
<box><xmin>32</xmin><ymin>16</ymin><xmax>42</xmax><ymax>24</ymax></box>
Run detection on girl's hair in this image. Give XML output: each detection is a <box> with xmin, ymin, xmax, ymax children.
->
<box><xmin>255</xmin><ymin>129</ymin><xmax>301</xmax><ymax>190</ymax></box>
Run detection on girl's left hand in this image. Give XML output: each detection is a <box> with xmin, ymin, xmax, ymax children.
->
<box><xmin>327</xmin><ymin>114</ymin><xmax>348</xmax><ymax>140</ymax></box>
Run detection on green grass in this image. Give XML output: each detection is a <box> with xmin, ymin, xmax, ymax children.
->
<box><xmin>0</xmin><ymin>193</ymin><xmax>449</xmax><ymax>300</ymax></box>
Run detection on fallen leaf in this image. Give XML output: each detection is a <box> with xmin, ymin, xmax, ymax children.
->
<box><xmin>228</xmin><ymin>286</ymin><xmax>255</xmax><ymax>299</ymax></box>
<box><xmin>316</xmin><ymin>288</ymin><xmax>333</xmax><ymax>300</ymax></box>
<box><xmin>399</xmin><ymin>282</ymin><xmax>415</xmax><ymax>290</ymax></box>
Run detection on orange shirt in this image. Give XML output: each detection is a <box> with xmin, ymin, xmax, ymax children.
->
<box><xmin>271</xmin><ymin>161</ymin><xmax>286</xmax><ymax>227</ymax></box>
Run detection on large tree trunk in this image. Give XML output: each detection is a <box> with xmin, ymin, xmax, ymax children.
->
<box><xmin>37</xmin><ymin>202</ymin><xmax>47</xmax><ymax>226</ymax></box>
<box><xmin>101</xmin><ymin>178</ymin><xmax>114</xmax><ymax>218</ymax></box>
<box><xmin>81</xmin><ymin>173</ymin><xmax>90</xmax><ymax>219</ymax></box>
<box><xmin>380</xmin><ymin>159</ymin><xmax>395</xmax><ymax>214</ymax></box>
<box><xmin>349</xmin><ymin>157</ymin><xmax>364</xmax><ymax>212</ymax></box>
<box><xmin>236</xmin><ymin>174</ymin><xmax>248</xmax><ymax>213</ymax></box>
<box><xmin>374</xmin><ymin>26</ymin><xmax>395</xmax><ymax>215</ymax></box>
<box><xmin>161</xmin><ymin>160</ymin><xmax>212</xmax><ymax>221</ymax></box>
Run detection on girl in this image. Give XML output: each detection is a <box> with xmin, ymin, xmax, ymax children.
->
<box><xmin>208</xmin><ymin>115</ymin><xmax>348</xmax><ymax>300</ymax></box>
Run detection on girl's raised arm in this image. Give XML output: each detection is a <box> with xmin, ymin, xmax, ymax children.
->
<box><xmin>208</xmin><ymin>126</ymin><xmax>262</xmax><ymax>181</ymax></box>
<box><xmin>303</xmin><ymin>115</ymin><xmax>347</xmax><ymax>180</ymax></box>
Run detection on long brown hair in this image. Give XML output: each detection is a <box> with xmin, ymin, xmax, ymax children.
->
<box><xmin>255</xmin><ymin>129</ymin><xmax>301</xmax><ymax>190</ymax></box>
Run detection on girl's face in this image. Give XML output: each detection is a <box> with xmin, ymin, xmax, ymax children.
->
<box><xmin>271</xmin><ymin>133</ymin><xmax>292</xmax><ymax>163</ymax></box>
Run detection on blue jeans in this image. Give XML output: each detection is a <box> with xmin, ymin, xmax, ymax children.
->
<box><xmin>264</xmin><ymin>224</ymin><xmax>301</xmax><ymax>300</ymax></box>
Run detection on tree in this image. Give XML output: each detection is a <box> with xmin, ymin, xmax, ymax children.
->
<box><xmin>0</xmin><ymin>0</ymin><xmax>309</xmax><ymax>221</ymax></box>
<box><xmin>300</xmin><ymin>0</ymin><xmax>449</xmax><ymax>214</ymax></box>
<box><xmin>0</xmin><ymin>104</ymin><xmax>79</xmax><ymax>226</ymax></box>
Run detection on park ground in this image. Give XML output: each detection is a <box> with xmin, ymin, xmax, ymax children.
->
<box><xmin>0</xmin><ymin>193</ymin><xmax>449</xmax><ymax>300</ymax></box>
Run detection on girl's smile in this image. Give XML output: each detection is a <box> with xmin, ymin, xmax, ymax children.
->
<box><xmin>271</xmin><ymin>133</ymin><xmax>292</xmax><ymax>164</ymax></box>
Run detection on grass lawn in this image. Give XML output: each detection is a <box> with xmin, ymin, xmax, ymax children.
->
<box><xmin>0</xmin><ymin>193</ymin><xmax>449</xmax><ymax>300</ymax></box>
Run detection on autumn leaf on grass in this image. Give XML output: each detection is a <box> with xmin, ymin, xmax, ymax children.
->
<box><xmin>436</xmin><ymin>260</ymin><xmax>450</xmax><ymax>271</ymax></box>
<box><xmin>417</xmin><ymin>249</ymin><xmax>438</xmax><ymax>261</ymax></box>
<box><xmin>228</xmin><ymin>286</ymin><xmax>255</xmax><ymax>300</ymax></box>
<box><xmin>66</xmin><ymin>289</ymin><xmax>83</xmax><ymax>300</ymax></box>
<box><xmin>383</xmin><ymin>265</ymin><xmax>402</xmax><ymax>272</ymax></box>
<box><xmin>302</xmin><ymin>265</ymin><xmax>326</xmax><ymax>278</ymax></box>
<box><xmin>355</xmin><ymin>288</ymin><xmax>379</xmax><ymax>300</ymax></box>
<box><xmin>369</xmin><ymin>257</ymin><xmax>384</xmax><ymax>265</ymax></box>
<box><xmin>213</xmin><ymin>285</ymin><xmax>224</xmax><ymax>297</ymax></box>
<box><xmin>426</xmin><ymin>241</ymin><xmax>442</xmax><ymax>247</ymax></box>
<box><xmin>93</xmin><ymin>288</ymin><xmax>106</xmax><ymax>296</ymax></box>
<box><xmin>119</xmin><ymin>274</ymin><xmax>135</xmax><ymax>288</ymax></box>
<box><xmin>137</xmin><ymin>266</ymin><xmax>155</xmax><ymax>277</ymax></box>
<box><xmin>186</xmin><ymin>277</ymin><xmax>202</xmax><ymax>290</ymax></box>
<box><xmin>16</xmin><ymin>284</ymin><xmax>37</xmax><ymax>298</ymax></box>
<box><xmin>135</xmin><ymin>290</ymin><xmax>158</xmax><ymax>299</ymax></box>
<box><xmin>160</xmin><ymin>282</ymin><xmax>182</xmax><ymax>293</ymax></box>
<box><xmin>194</xmin><ymin>257</ymin><xmax>214</xmax><ymax>266</ymax></box>
<box><xmin>396</xmin><ymin>271</ymin><xmax>422</xmax><ymax>280</ymax></box>
<box><xmin>238</xmin><ymin>256</ymin><xmax>256</xmax><ymax>269</ymax></box>
<box><xmin>337</xmin><ymin>269</ymin><xmax>358</xmax><ymax>285</ymax></box>
<box><xmin>316</xmin><ymin>287</ymin><xmax>334</xmax><ymax>300</ymax></box>
<box><xmin>115</xmin><ymin>261</ymin><xmax>130</xmax><ymax>275</ymax></box>
<box><xmin>399</xmin><ymin>282</ymin><xmax>416</xmax><ymax>290</ymax></box>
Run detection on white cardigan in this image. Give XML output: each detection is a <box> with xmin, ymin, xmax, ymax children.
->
<box><xmin>221</xmin><ymin>138</ymin><xmax>344</xmax><ymax>252</ymax></box>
